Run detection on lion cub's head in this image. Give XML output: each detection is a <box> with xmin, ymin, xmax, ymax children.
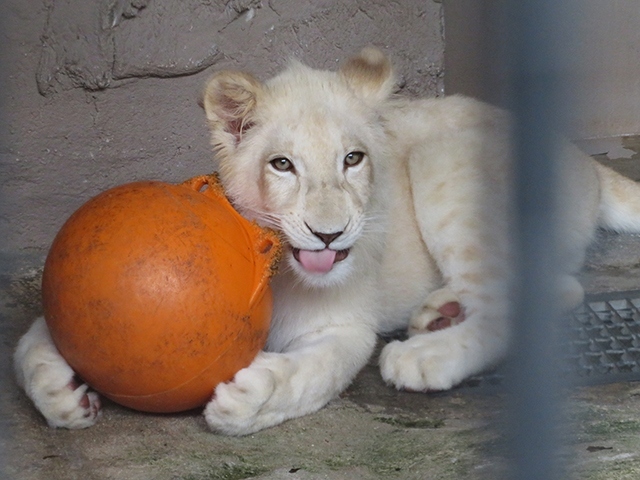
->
<box><xmin>203</xmin><ymin>48</ymin><xmax>394</xmax><ymax>288</ymax></box>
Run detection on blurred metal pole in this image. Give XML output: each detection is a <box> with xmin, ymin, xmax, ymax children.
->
<box><xmin>505</xmin><ymin>1</ymin><xmax>576</xmax><ymax>479</ymax></box>
<box><xmin>0</xmin><ymin>3</ymin><xmax>9</xmax><ymax>478</ymax></box>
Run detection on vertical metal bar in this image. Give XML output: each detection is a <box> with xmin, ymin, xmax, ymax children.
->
<box><xmin>505</xmin><ymin>1</ymin><xmax>575</xmax><ymax>479</ymax></box>
<box><xmin>0</xmin><ymin>7</ymin><xmax>9</xmax><ymax>478</ymax></box>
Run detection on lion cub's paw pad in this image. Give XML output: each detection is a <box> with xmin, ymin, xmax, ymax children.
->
<box><xmin>426</xmin><ymin>301</ymin><xmax>465</xmax><ymax>331</ymax></box>
<box><xmin>408</xmin><ymin>289</ymin><xmax>466</xmax><ymax>336</ymax></box>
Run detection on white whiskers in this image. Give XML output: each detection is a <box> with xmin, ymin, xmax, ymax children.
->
<box><xmin>361</xmin><ymin>212</ymin><xmax>388</xmax><ymax>236</ymax></box>
<box><xmin>231</xmin><ymin>202</ymin><xmax>284</xmax><ymax>231</ymax></box>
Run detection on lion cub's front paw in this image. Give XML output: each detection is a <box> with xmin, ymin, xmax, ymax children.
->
<box><xmin>408</xmin><ymin>288</ymin><xmax>466</xmax><ymax>336</ymax></box>
<box><xmin>204</xmin><ymin>352</ymin><xmax>288</xmax><ymax>435</ymax></box>
<box><xmin>204</xmin><ymin>367</ymin><xmax>275</xmax><ymax>435</ymax></box>
<box><xmin>379</xmin><ymin>330</ymin><xmax>469</xmax><ymax>392</ymax></box>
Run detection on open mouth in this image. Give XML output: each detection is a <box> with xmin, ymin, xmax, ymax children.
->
<box><xmin>292</xmin><ymin>248</ymin><xmax>350</xmax><ymax>274</ymax></box>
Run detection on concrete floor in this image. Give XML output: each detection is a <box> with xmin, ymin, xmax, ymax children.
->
<box><xmin>3</xmin><ymin>137</ymin><xmax>640</xmax><ymax>480</ymax></box>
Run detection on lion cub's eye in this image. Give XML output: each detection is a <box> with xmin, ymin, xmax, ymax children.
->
<box><xmin>270</xmin><ymin>157</ymin><xmax>295</xmax><ymax>173</ymax></box>
<box><xmin>344</xmin><ymin>151</ymin><xmax>365</xmax><ymax>168</ymax></box>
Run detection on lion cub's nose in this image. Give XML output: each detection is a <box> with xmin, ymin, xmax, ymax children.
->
<box><xmin>312</xmin><ymin>230</ymin><xmax>343</xmax><ymax>248</ymax></box>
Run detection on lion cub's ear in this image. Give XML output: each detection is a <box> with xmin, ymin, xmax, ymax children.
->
<box><xmin>340</xmin><ymin>47</ymin><xmax>395</xmax><ymax>103</ymax></box>
<box><xmin>202</xmin><ymin>71</ymin><xmax>262</xmax><ymax>145</ymax></box>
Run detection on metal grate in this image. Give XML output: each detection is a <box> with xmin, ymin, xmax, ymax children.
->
<box><xmin>565</xmin><ymin>290</ymin><xmax>640</xmax><ymax>381</ymax></box>
<box><xmin>460</xmin><ymin>290</ymin><xmax>640</xmax><ymax>391</ymax></box>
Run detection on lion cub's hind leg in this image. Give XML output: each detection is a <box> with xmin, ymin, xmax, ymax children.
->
<box><xmin>14</xmin><ymin>317</ymin><xmax>101</xmax><ymax>429</ymax></box>
<box><xmin>408</xmin><ymin>288</ymin><xmax>466</xmax><ymax>336</ymax></box>
<box><xmin>380</xmin><ymin>98</ymin><xmax>514</xmax><ymax>392</ymax></box>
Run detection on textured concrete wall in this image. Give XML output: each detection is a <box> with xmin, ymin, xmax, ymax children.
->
<box><xmin>569</xmin><ymin>1</ymin><xmax>640</xmax><ymax>139</ymax></box>
<box><xmin>443</xmin><ymin>0</ymin><xmax>640</xmax><ymax>140</ymax></box>
<box><xmin>0</xmin><ymin>0</ymin><xmax>444</xmax><ymax>273</ymax></box>
<box><xmin>443</xmin><ymin>1</ymin><xmax>508</xmax><ymax>108</ymax></box>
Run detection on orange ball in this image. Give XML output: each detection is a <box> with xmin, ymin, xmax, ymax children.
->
<box><xmin>42</xmin><ymin>175</ymin><xmax>280</xmax><ymax>413</ymax></box>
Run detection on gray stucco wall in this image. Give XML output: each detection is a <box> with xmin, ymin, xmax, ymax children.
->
<box><xmin>443</xmin><ymin>0</ymin><xmax>640</xmax><ymax>140</ymax></box>
<box><xmin>0</xmin><ymin>0</ymin><xmax>445</xmax><ymax>274</ymax></box>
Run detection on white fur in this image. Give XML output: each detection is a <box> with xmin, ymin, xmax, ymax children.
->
<box><xmin>14</xmin><ymin>49</ymin><xmax>640</xmax><ymax>434</ymax></box>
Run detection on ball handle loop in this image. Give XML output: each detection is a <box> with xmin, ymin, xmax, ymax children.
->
<box><xmin>182</xmin><ymin>173</ymin><xmax>227</xmax><ymax>201</ymax></box>
<box><xmin>182</xmin><ymin>174</ymin><xmax>281</xmax><ymax>309</ymax></box>
<box><xmin>247</xmin><ymin>229</ymin><xmax>281</xmax><ymax>309</ymax></box>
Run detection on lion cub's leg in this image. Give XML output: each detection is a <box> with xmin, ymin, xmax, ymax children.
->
<box><xmin>408</xmin><ymin>276</ymin><xmax>582</xmax><ymax>339</ymax></box>
<box><xmin>380</xmin><ymin>105</ymin><xmax>597</xmax><ymax>392</ymax></box>
<box><xmin>408</xmin><ymin>287</ymin><xmax>465</xmax><ymax>335</ymax></box>
<box><xmin>380</xmin><ymin>115</ymin><xmax>513</xmax><ymax>391</ymax></box>
<box><xmin>14</xmin><ymin>317</ymin><xmax>101</xmax><ymax>428</ymax></box>
<box><xmin>204</xmin><ymin>321</ymin><xmax>377</xmax><ymax>435</ymax></box>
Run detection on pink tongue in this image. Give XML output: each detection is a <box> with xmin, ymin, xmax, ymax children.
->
<box><xmin>298</xmin><ymin>249</ymin><xmax>337</xmax><ymax>274</ymax></box>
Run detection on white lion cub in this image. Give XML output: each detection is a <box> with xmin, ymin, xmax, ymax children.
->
<box><xmin>14</xmin><ymin>48</ymin><xmax>640</xmax><ymax>435</ymax></box>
